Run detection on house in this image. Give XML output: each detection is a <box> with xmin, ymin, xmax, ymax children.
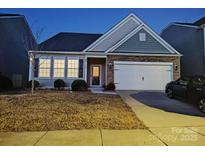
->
<box><xmin>29</xmin><ymin>13</ymin><xmax>181</xmax><ymax>90</ymax></box>
<box><xmin>161</xmin><ymin>16</ymin><xmax>205</xmax><ymax>77</ymax></box>
<box><xmin>0</xmin><ymin>13</ymin><xmax>36</xmax><ymax>87</ymax></box>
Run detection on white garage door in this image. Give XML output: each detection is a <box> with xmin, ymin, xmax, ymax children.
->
<box><xmin>114</xmin><ymin>61</ymin><xmax>173</xmax><ymax>90</ymax></box>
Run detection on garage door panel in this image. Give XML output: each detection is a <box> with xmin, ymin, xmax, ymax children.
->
<box><xmin>114</xmin><ymin>62</ymin><xmax>172</xmax><ymax>90</ymax></box>
<box><xmin>114</xmin><ymin>65</ymin><xmax>138</xmax><ymax>90</ymax></box>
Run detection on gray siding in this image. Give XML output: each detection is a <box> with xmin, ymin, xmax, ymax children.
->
<box><xmin>161</xmin><ymin>25</ymin><xmax>204</xmax><ymax>76</ymax></box>
<box><xmin>0</xmin><ymin>16</ymin><xmax>36</xmax><ymax>87</ymax></box>
<box><xmin>114</xmin><ymin>29</ymin><xmax>170</xmax><ymax>54</ymax></box>
<box><xmin>89</xmin><ymin>18</ymin><xmax>140</xmax><ymax>52</ymax></box>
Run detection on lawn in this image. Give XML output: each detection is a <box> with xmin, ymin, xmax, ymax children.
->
<box><xmin>0</xmin><ymin>91</ymin><xmax>146</xmax><ymax>132</ymax></box>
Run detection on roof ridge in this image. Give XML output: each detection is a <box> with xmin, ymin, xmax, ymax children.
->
<box><xmin>58</xmin><ymin>32</ymin><xmax>103</xmax><ymax>35</ymax></box>
<box><xmin>0</xmin><ymin>13</ymin><xmax>23</xmax><ymax>17</ymax></box>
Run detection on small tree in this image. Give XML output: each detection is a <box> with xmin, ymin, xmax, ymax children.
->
<box><xmin>22</xmin><ymin>23</ymin><xmax>47</xmax><ymax>94</ymax></box>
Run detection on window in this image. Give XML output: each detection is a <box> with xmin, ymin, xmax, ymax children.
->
<box><xmin>53</xmin><ymin>59</ymin><xmax>65</xmax><ymax>78</ymax></box>
<box><xmin>139</xmin><ymin>33</ymin><xmax>146</xmax><ymax>41</ymax></box>
<box><xmin>39</xmin><ymin>58</ymin><xmax>51</xmax><ymax>78</ymax></box>
<box><xmin>68</xmin><ymin>59</ymin><xmax>79</xmax><ymax>78</ymax></box>
<box><xmin>93</xmin><ymin>66</ymin><xmax>100</xmax><ymax>77</ymax></box>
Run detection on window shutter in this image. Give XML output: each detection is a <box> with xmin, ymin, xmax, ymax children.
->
<box><xmin>34</xmin><ymin>58</ymin><xmax>39</xmax><ymax>77</ymax></box>
<box><xmin>79</xmin><ymin>59</ymin><xmax>84</xmax><ymax>78</ymax></box>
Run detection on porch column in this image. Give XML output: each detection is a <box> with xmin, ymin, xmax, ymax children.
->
<box><xmin>28</xmin><ymin>54</ymin><xmax>33</xmax><ymax>81</ymax></box>
<box><xmin>84</xmin><ymin>56</ymin><xmax>88</xmax><ymax>82</ymax></box>
<box><xmin>105</xmin><ymin>57</ymin><xmax>107</xmax><ymax>85</ymax></box>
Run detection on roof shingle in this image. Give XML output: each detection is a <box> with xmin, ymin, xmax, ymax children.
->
<box><xmin>39</xmin><ymin>32</ymin><xmax>102</xmax><ymax>52</ymax></box>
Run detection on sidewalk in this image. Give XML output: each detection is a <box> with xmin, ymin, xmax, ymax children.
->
<box><xmin>0</xmin><ymin>129</ymin><xmax>164</xmax><ymax>146</ymax></box>
<box><xmin>1</xmin><ymin>127</ymin><xmax>205</xmax><ymax>146</ymax></box>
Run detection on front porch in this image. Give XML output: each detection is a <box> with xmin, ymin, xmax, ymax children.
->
<box><xmin>86</xmin><ymin>57</ymin><xmax>107</xmax><ymax>88</ymax></box>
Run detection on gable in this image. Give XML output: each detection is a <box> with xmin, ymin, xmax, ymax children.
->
<box><xmin>113</xmin><ymin>29</ymin><xmax>171</xmax><ymax>54</ymax></box>
<box><xmin>84</xmin><ymin>14</ymin><xmax>142</xmax><ymax>52</ymax></box>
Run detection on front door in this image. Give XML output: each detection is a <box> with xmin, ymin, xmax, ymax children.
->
<box><xmin>90</xmin><ymin>65</ymin><xmax>101</xmax><ymax>87</ymax></box>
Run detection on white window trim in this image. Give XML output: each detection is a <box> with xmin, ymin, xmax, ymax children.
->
<box><xmin>38</xmin><ymin>57</ymin><xmax>52</xmax><ymax>79</ymax></box>
<box><xmin>67</xmin><ymin>57</ymin><xmax>80</xmax><ymax>79</ymax></box>
<box><xmin>53</xmin><ymin>56</ymin><xmax>66</xmax><ymax>79</ymax></box>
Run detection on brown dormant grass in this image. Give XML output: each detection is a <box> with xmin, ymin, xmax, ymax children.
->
<box><xmin>0</xmin><ymin>91</ymin><xmax>146</xmax><ymax>132</ymax></box>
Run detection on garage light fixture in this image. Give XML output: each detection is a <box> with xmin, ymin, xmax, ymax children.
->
<box><xmin>108</xmin><ymin>62</ymin><xmax>113</xmax><ymax>69</ymax></box>
<box><xmin>174</xmin><ymin>65</ymin><xmax>178</xmax><ymax>71</ymax></box>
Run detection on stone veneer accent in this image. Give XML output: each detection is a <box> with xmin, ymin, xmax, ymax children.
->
<box><xmin>106</xmin><ymin>55</ymin><xmax>180</xmax><ymax>84</ymax></box>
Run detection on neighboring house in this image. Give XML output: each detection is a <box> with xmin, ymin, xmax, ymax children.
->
<box><xmin>161</xmin><ymin>17</ymin><xmax>205</xmax><ymax>77</ymax></box>
<box><xmin>29</xmin><ymin>13</ymin><xmax>181</xmax><ymax>90</ymax></box>
<box><xmin>0</xmin><ymin>14</ymin><xmax>36</xmax><ymax>87</ymax></box>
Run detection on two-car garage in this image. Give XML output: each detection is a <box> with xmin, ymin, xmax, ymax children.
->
<box><xmin>114</xmin><ymin>61</ymin><xmax>173</xmax><ymax>90</ymax></box>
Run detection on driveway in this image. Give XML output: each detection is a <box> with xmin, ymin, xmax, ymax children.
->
<box><xmin>117</xmin><ymin>90</ymin><xmax>205</xmax><ymax>145</ymax></box>
<box><xmin>131</xmin><ymin>91</ymin><xmax>205</xmax><ymax>117</ymax></box>
<box><xmin>117</xmin><ymin>90</ymin><xmax>205</xmax><ymax>127</ymax></box>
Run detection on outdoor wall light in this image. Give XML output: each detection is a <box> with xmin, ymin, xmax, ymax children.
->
<box><xmin>108</xmin><ymin>62</ymin><xmax>113</xmax><ymax>69</ymax></box>
<box><xmin>174</xmin><ymin>65</ymin><xmax>178</xmax><ymax>71</ymax></box>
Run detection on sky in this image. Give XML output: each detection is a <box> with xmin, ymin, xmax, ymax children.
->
<box><xmin>0</xmin><ymin>8</ymin><xmax>204</xmax><ymax>42</ymax></box>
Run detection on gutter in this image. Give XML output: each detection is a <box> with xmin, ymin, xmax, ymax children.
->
<box><xmin>107</xmin><ymin>52</ymin><xmax>182</xmax><ymax>57</ymax></box>
<box><xmin>29</xmin><ymin>50</ymin><xmax>182</xmax><ymax>57</ymax></box>
<box><xmin>28</xmin><ymin>50</ymin><xmax>84</xmax><ymax>55</ymax></box>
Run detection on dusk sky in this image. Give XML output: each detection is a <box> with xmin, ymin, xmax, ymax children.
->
<box><xmin>0</xmin><ymin>8</ymin><xmax>204</xmax><ymax>42</ymax></box>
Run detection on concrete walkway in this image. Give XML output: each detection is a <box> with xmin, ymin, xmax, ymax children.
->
<box><xmin>90</xmin><ymin>88</ymin><xmax>117</xmax><ymax>95</ymax></box>
<box><xmin>0</xmin><ymin>129</ymin><xmax>164</xmax><ymax>146</ymax></box>
<box><xmin>117</xmin><ymin>90</ymin><xmax>205</xmax><ymax>146</ymax></box>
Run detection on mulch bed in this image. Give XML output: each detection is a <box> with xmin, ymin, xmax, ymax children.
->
<box><xmin>0</xmin><ymin>91</ymin><xmax>146</xmax><ymax>132</ymax></box>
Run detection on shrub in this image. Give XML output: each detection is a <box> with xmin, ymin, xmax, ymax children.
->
<box><xmin>71</xmin><ymin>80</ymin><xmax>88</xmax><ymax>91</ymax></box>
<box><xmin>54</xmin><ymin>79</ymin><xmax>65</xmax><ymax>89</ymax></box>
<box><xmin>0</xmin><ymin>75</ymin><xmax>13</xmax><ymax>89</ymax></box>
<box><xmin>24</xmin><ymin>80</ymin><xmax>40</xmax><ymax>89</ymax></box>
<box><xmin>105</xmin><ymin>83</ymin><xmax>116</xmax><ymax>91</ymax></box>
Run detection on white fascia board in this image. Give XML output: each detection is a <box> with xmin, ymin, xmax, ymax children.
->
<box><xmin>173</xmin><ymin>23</ymin><xmax>200</xmax><ymax>29</ymax></box>
<box><xmin>143</xmin><ymin>24</ymin><xmax>181</xmax><ymax>55</ymax></box>
<box><xmin>30</xmin><ymin>50</ymin><xmax>182</xmax><ymax>57</ymax></box>
<box><xmin>30</xmin><ymin>50</ymin><xmax>84</xmax><ymax>55</ymax></box>
<box><xmin>105</xmin><ymin>24</ymin><xmax>144</xmax><ymax>53</ymax></box>
<box><xmin>86</xmin><ymin>55</ymin><xmax>107</xmax><ymax>58</ymax></box>
<box><xmin>107</xmin><ymin>52</ymin><xmax>181</xmax><ymax>57</ymax></box>
<box><xmin>87</xmin><ymin>52</ymin><xmax>181</xmax><ymax>57</ymax></box>
<box><xmin>83</xmin><ymin>13</ymin><xmax>142</xmax><ymax>52</ymax></box>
